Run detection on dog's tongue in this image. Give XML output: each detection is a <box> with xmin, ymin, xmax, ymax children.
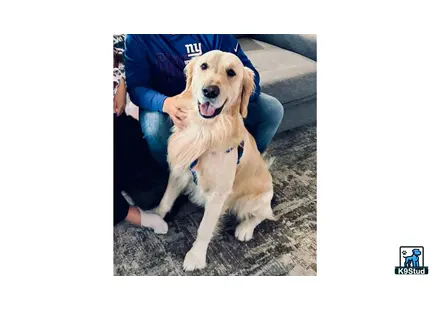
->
<box><xmin>199</xmin><ymin>102</ymin><xmax>216</xmax><ymax>117</ymax></box>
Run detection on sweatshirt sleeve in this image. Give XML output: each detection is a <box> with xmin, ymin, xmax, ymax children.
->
<box><xmin>218</xmin><ymin>35</ymin><xmax>261</xmax><ymax>102</ymax></box>
<box><xmin>124</xmin><ymin>35</ymin><xmax>167</xmax><ymax>112</ymax></box>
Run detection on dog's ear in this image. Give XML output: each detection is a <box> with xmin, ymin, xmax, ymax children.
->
<box><xmin>240</xmin><ymin>67</ymin><xmax>255</xmax><ymax>118</ymax></box>
<box><xmin>183</xmin><ymin>56</ymin><xmax>199</xmax><ymax>94</ymax></box>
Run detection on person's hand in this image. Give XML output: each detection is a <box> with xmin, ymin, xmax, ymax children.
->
<box><xmin>162</xmin><ymin>97</ymin><xmax>189</xmax><ymax>129</ymax></box>
<box><xmin>114</xmin><ymin>78</ymin><xmax>127</xmax><ymax>116</ymax></box>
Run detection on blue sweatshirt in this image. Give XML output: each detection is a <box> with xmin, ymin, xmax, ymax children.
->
<box><xmin>124</xmin><ymin>34</ymin><xmax>261</xmax><ymax>112</ymax></box>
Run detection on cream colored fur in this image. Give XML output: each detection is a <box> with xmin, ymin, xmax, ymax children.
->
<box><xmin>153</xmin><ymin>50</ymin><xmax>275</xmax><ymax>271</ymax></box>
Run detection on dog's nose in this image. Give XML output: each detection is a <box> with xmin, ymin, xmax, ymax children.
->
<box><xmin>202</xmin><ymin>85</ymin><xmax>220</xmax><ymax>99</ymax></box>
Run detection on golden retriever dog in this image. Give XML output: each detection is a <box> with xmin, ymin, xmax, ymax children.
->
<box><xmin>154</xmin><ymin>50</ymin><xmax>275</xmax><ymax>271</ymax></box>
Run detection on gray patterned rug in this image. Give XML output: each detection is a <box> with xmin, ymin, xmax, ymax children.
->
<box><xmin>114</xmin><ymin>124</ymin><xmax>316</xmax><ymax>276</ymax></box>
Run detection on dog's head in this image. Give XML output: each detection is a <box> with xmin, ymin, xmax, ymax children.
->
<box><xmin>183</xmin><ymin>50</ymin><xmax>255</xmax><ymax>120</ymax></box>
<box><xmin>412</xmin><ymin>249</ymin><xmax>421</xmax><ymax>256</ymax></box>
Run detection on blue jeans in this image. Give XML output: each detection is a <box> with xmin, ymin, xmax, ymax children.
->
<box><xmin>140</xmin><ymin>92</ymin><xmax>284</xmax><ymax>169</ymax></box>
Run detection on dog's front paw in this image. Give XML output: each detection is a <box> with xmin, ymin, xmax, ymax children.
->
<box><xmin>152</xmin><ymin>205</ymin><xmax>167</xmax><ymax>219</ymax></box>
<box><xmin>183</xmin><ymin>248</ymin><xmax>206</xmax><ymax>271</ymax></box>
<box><xmin>235</xmin><ymin>221</ymin><xmax>255</xmax><ymax>242</ymax></box>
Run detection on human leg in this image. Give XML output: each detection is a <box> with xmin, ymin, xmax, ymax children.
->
<box><xmin>244</xmin><ymin>93</ymin><xmax>284</xmax><ymax>153</ymax></box>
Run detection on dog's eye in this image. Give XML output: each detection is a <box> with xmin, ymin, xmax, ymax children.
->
<box><xmin>201</xmin><ymin>63</ymin><xmax>208</xmax><ymax>70</ymax></box>
<box><xmin>226</xmin><ymin>69</ymin><xmax>236</xmax><ymax>77</ymax></box>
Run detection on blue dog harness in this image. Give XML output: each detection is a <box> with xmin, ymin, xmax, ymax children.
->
<box><xmin>190</xmin><ymin>141</ymin><xmax>245</xmax><ymax>184</ymax></box>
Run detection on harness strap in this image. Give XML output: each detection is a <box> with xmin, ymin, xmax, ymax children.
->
<box><xmin>190</xmin><ymin>141</ymin><xmax>245</xmax><ymax>185</ymax></box>
<box><xmin>190</xmin><ymin>159</ymin><xmax>198</xmax><ymax>184</ymax></box>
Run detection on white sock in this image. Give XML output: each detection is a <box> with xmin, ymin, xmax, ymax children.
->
<box><xmin>137</xmin><ymin>207</ymin><xmax>168</xmax><ymax>234</ymax></box>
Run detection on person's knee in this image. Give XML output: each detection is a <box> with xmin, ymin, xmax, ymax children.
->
<box><xmin>139</xmin><ymin>110</ymin><xmax>171</xmax><ymax>165</ymax></box>
<box><xmin>140</xmin><ymin>111</ymin><xmax>160</xmax><ymax>137</ymax></box>
<box><xmin>271</xmin><ymin>97</ymin><xmax>284</xmax><ymax>126</ymax></box>
<box><xmin>139</xmin><ymin>111</ymin><xmax>170</xmax><ymax>144</ymax></box>
<box><xmin>261</xmin><ymin>94</ymin><xmax>284</xmax><ymax>126</ymax></box>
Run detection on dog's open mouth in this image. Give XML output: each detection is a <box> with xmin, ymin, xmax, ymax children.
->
<box><xmin>198</xmin><ymin>101</ymin><xmax>226</xmax><ymax>119</ymax></box>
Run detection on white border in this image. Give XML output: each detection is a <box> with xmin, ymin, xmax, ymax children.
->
<box><xmin>2</xmin><ymin>1</ymin><xmax>430</xmax><ymax>309</ymax></box>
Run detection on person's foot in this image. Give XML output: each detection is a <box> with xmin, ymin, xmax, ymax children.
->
<box><xmin>138</xmin><ymin>208</ymin><xmax>168</xmax><ymax>234</ymax></box>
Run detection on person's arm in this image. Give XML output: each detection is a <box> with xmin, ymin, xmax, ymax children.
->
<box><xmin>218</xmin><ymin>34</ymin><xmax>261</xmax><ymax>102</ymax></box>
<box><xmin>113</xmin><ymin>77</ymin><xmax>127</xmax><ymax>115</ymax></box>
<box><xmin>124</xmin><ymin>35</ymin><xmax>167</xmax><ymax>112</ymax></box>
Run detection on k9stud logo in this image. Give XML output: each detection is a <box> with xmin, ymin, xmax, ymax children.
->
<box><xmin>395</xmin><ymin>246</ymin><xmax>429</xmax><ymax>275</ymax></box>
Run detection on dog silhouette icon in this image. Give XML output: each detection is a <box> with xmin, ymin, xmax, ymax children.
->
<box><xmin>403</xmin><ymin>249</ymin><xmax>421</xmax><ymax>268</ymax></box>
